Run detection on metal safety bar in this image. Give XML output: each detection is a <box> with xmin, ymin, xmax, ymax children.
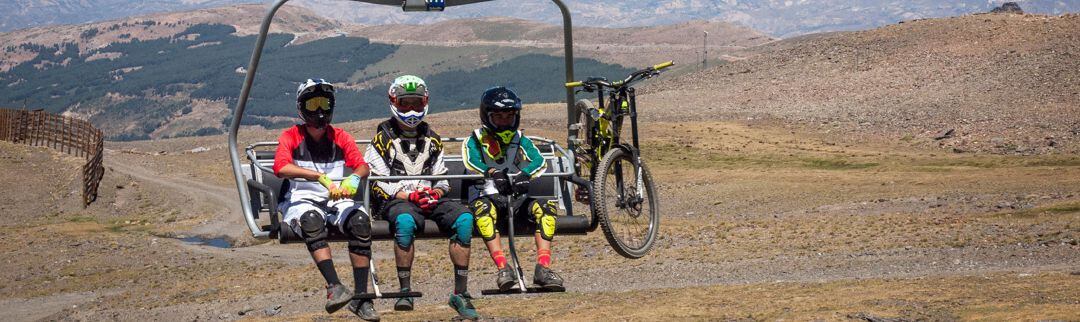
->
<box><xmin>227</xmin><ymin>0</ymin><xmax>577</xmax><ymax>238</ymax></box>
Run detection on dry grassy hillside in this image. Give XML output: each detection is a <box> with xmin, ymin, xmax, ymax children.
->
<box><xmin>643</xmin><ymin>13</ymin><xmax>1080</xmax><ymax>155</ymax></box>
<box><xmin>347</xmin><ymin>17</ymin><xmax>773</xmax><ymax>68</ymax></box>
<box><xmin>0</xmin><ymin>4</ymin><xmax>341</xmax><ymax>71</ymax></box>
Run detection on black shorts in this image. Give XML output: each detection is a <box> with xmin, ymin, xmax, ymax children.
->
<box><xmin>380</xmin><ymin>199</ymin><xmax>470</xmax><ymax>237</ymax></box>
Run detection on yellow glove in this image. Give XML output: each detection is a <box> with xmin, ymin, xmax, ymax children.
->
<box><xmin>317</xmin><ymin>174</ymin><xmax>343</xmax><ymax>200</ymax></box>
<box><xmin>340</xmin><ymin>174</ymin><xmax>362</xmax><ymax>198</ymax></box>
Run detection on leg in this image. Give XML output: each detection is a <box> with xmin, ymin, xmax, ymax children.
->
<box><xmin>525</xmin><ymin>199</ymin><xmax>564</xmax><ymax>290</ymax></box>
<box><xmin>527</xmin><ymin>199</ymin><xmax>559</xmax><ymax>267</ymax></box>
<box><xmin>433</xmin><ymin>201</ymin><xmax>475</xmax><ymax>294</ymax></box>
<box><xmin>292</xmin><ymin>204</ymin><xmax>353</xmax><ymax>313</ymax></box>
<box><xmin>435</xmin><ymin>202</ymin><xmax>480</xmax><ymax>320</ymax></box>
<box><xmin>384</xmin><ymin>201</ymin><xmax>424</xmax><ymax>311</ymax></box>
<box><xmin>335</xmin><ymin>204</ymin><xmax>378</xmax><ymax>321</ymax></box>
<box><xmin>470</xmin><ymin>197</ymin><xmax>517</xmax><ymax>291</ymax></box>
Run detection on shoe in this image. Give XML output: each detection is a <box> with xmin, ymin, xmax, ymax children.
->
<box><xmin>533</xmin><ymin>265</ymin><xmax>565</xmax><ymax>291</ymax></box>
<box><xmin>394</xmin><ymin>289</ymin><xmax>414</xmax><ymax>311</ymax></box>
<box><xmin>349</xmin><ymin>299</ymin><xmax>380</xmax><ymax>321</ymax></box>
<box><xmin>495</xmin><ymin>266</ymin><xmax>519</xmax><ymax>292</ymax></box>
<box><xmin>448</xmin><ymin>292</ymin><xmax>480</xmax><ymax>320</ymax></box>
<box><xmin>324</xmin><ymin>283</ymin><xmax>353</xmax><ymax>313</ymax></box>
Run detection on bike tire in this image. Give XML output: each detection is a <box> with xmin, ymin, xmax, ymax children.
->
<box><xmin>594</xmin><ymin>147</ymin><xmax>659</xmax><ymax>259</ymax></box>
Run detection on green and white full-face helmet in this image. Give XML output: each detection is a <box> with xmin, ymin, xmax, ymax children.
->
<box><xmin>388</xmin><ymin>75</ymin><xmax>430</xmax><ymax>128</ymax></box>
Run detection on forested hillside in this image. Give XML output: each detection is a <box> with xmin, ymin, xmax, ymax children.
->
<box><xmin>1</xmin><ymin>23</ymin><xmax>632</xmax><ymax>140</ymax></box>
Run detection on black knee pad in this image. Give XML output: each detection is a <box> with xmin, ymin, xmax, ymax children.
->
<box><xmin>348</xmin><ymin>240</ymin><xmax>372</xmax><ymax>257</ymax></box>
<box><xmin>299</xmin><ymin>211</ymin><xmax>328</xmax><ymax>252</ymax></box>
<box><xmin>346</xmin><ymin>210</ymin><xmax>372</xmax><ymax>247</ymax></box>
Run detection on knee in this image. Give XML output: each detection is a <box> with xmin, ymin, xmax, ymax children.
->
<box><xmin>394</xmin><ymin>213</ymin><xmax>417</xmax><ymax>249</ymax></box>
<box><xmin>451</xmin><ymin>213</ymin><xmax>474</xmax><ymax>246</ymax></box>
<box><xmin>348</xmin><ymin>240</ymin><xmax>371</xmax><ymax>257</ymax></box>
<box><xmin>471</xmin><ymin>199</ymin><xmax>498</xmax><ymax>241</ymax></box>
<box><xmin>532</xmin><ymin>200</ymin><xmax>557</xmax><ymax>241</ymax></box>
<box><xmin>299</xmin><ymin>211</ymin><xmax>328</xmax><ymax>251</ymax></box>
<box><xmin>347</xmin><ymin>210</ymin><xmax>372</xmax><ymax>246</ymax></box>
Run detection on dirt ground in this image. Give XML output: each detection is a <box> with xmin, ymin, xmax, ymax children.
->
<box><xmin>1</xmin><ymin>101</ymin><xmax>1077</xmax><ymax>320</ymax></box>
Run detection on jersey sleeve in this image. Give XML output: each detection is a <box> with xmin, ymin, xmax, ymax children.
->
<box><xmin>335</xmin><ymin>128</ymin><xmax>367</xmax><ymax>171</ymax></box>
<box><xmin>461</xmin><ymin>133</ymin><xmax>488</xmax><ymax>174</ymax></box>
<box><xmin>518</xmin><ymin>135</ymin><xmax>547</xmax><ymax>178</ymax></box>
<box><xmin>429</xmin><ymin>137</ymin><xmax>451</xmax><ymax>192</ymax></box>
<box><xmin>272</xmin><ymin>128</ymin><xmax>298</xmax><ymax>177</ymax></box>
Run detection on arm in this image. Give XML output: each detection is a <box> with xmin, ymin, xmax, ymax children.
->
<box><xmin>518</xmin><ymin>136</ymin><xmax>548</xmax><ymax>178</ymax></box>
<box><xmin>461</xmin><ymin>134</ymin><xmax>489</xmax><ymax>174</ymax></box>
<box><xmin>364</xmin><ymin>143</ymin><xmax>406</xmax><ymax>199</ymax></box>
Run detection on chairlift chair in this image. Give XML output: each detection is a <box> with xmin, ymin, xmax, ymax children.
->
<box><xmin>227</xmin><ymin>0</ymin><xmax>604</xmax><ymax>298</ymax></box>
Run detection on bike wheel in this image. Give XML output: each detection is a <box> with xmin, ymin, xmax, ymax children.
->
<box><xmin>594</xmin><ymin>147</ymin><xmax>659</xmax><ymax>258</ymax></box>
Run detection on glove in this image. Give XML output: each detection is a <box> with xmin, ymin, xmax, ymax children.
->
<box><xmin>318</xmin><ymin>174</ymin><xmax>344</xmax><ymax>200</ymax></box>
<box><xmin>418</xmin><ymin>187</ymin><xmax>440</xmax><ymax>212</ymax></box>
<box><xmin>339</xmin><ymin>174</ymin><xmax>362</xmax><ymax>198</ymax></box>
<box><xmin>487</xmin><ymin>168</ymin><xmax>512</xmax><ymax>194</ymax></box>
<box><xmin>408</xmin><ymin>187</ymin><xmax>439</xmax><ymax>212</ymax></box>
<box><xmin>511</xmin><ymin>171</ymin><xmax>531</xmax><ymax>194</ymax></box>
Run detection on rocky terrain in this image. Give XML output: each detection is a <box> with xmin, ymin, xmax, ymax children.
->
<box><xmin>643</xmin><ymin>12</ymin><xmax>1080</xmax><ymax>155</ymax></box>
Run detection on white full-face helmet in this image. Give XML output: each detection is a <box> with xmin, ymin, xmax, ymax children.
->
<box><xmin>388</xmin><ymin>75</ymin><xmax>430</xmax><ymax>128</ymax></box>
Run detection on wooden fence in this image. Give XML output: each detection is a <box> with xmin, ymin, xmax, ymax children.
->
<box><xmin>0</xmin><ymin>109</ymin><xmax>105</xmax><ymax>207</ymax></box>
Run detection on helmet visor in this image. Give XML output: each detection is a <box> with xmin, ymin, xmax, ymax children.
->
<box><xmin>488</xmin><ymin>110</ymin><xmax>517</xmax><ymax>128</ymax></box>
<box><xmin>303</xmin><ymin>96</ymin><xmax>332</xmax><ymax>112</ymax></box>
<box><xmin>394</xmin><ymin>96</ymin><xmax>427</xmax><ymax>112</ymax></box>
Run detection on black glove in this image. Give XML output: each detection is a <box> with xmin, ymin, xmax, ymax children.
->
<box><xmin>511</xmin><ymin>172</ymin><xmax>531</xmax><ymax>194</ymax></box>
<box><xmin>487</xmin><ymin>168</ymin><xmax>512</xmax><ymax>194</ymax></box>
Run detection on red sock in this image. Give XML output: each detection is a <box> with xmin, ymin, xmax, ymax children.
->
<box><xmin>491</xmin><ymin>250</ymin><xmax>507</xmax><ymax>269</ymax></box>
<box><xmin>537</xmin><ymin>249</ymin><xmax>552</xmax><ymax>267</ymax></box>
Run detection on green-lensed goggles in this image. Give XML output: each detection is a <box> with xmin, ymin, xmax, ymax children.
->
<box><xmin>303</xmin><ymin>97</ymin><xmax>332</xmax><ymax>112</ymax></box>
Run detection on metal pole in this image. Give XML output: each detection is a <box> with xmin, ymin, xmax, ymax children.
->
<box><xmin>228</xmin><ymin>0</ymin><xmax>290</xmax><ymax>238</ymax></box>
<box><xmin>703</xmin><ymin>31</ymin><xmax>708</xmax><ymax>70</ymax></box>
<box><xmin>552</xmin><ymin>0</ymin><xmax>576</xmax><ymax>150</ymax></box>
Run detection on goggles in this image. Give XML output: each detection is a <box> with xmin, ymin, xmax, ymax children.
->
<box><xmin>393</xmin><ymin>96</ymin><xmax>427</xmax><ymax>112</ymax></box>
<box><xmin>303</xmin><ymin>96</ymin><xmax>332</xmax><ymax>112</ymax></box>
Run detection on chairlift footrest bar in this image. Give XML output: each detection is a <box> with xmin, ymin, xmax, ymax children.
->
<box><xmin>480</xmin><ymin>287</ymin><xmax>565</xmax><ymax>295</ymax></box>
<box><xmin>353</xmin><ymin>291</ymin><xmax>423</xmax><ymax>300</ymax></box>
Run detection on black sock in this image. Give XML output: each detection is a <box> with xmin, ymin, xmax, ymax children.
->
<box><xmin>353</xmin><ymin>266</ymin><xmax>369</xmax><ymax>294</ymax></box>
<box><xmin>454</xmin><ymin>265</ymin><xmax>469</xmax><ymax>294</ymax></box>
<box><xmin>397</xmin><ymin>266</ymin><xmax>412</xmax><ymax>289</ymax></box>
<box><xmin>316</xmin><ymin>259</ymin><xmax>341</xmax><ymax>285</ymax></box>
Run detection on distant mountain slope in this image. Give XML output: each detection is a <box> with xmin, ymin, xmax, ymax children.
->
<box><xmin>7</xmin><ymin>0</ymin><xmax>1079</xmax><ymax>36</ymax></box>
<box><xmin>644</xmin><ymin>13</ymin><xmax>1080</xmax><ymax>154</ymax></box>
<box><xmin>296</xmin><ymin>0</ymin><xmax>1080</xmax><ymax>37</ymax></box>
<box><xmin>0</xmin><ymin>0</ymin><xmax>255</xmax><ymax>32</ymax></box>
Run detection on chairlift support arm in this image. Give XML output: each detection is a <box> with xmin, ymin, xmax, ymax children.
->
<box><xmin>227</xmin><ymin>0</ymin><xmax>577</xmax><ymax>238</ymax></box>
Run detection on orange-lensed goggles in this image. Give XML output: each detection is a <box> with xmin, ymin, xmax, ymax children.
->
<box><xmin>393</xmin><ymin>96</ymin><xmax>427</xmax><ymax>112</ymax></box>
<box><xmin>303</xmin><ymin>97</ymin><xmax>332</xmax><ymax>112</ymax></box>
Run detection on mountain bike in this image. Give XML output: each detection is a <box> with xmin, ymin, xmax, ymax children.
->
<box><xmin>565</xmin><ymin>61</ymin><xmax>672</xmax><ymax>258</ymax></box>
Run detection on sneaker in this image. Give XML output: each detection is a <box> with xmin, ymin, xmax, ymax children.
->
<box><xmin>324</xmin><ymin>283</ymin><xmax>353</xmax><ymax>313</ymax></box>
<box><xmin>394</xmin><ymin>289</ymin><xmax>414</xmax><ymax>311</ymax></box>
<box><xmin>495</xmin><ymin>266</ymin><xmax>519</xmax><ymax>292</ymax></box>
<box><xmin>349</xmin><ymin>299</ymin><xmax>380</xmax><ymax>321</ymax></box>
<box><xmin>533</xmin><ymin>265</ymin><xmax>565</xmax><ymax>291</ymax></box>
<box><xmin>448</xmin><ymin>292</ymin><xmax>480</xmax><ymax>320</ymax></box>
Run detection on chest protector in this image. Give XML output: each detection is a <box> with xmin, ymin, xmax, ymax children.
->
<box><xmin>375</xmin><ymin>122</ymin><xmax>440</xmax><ymax>176</ymax></box>
<box><xmin>469</xmin><ymin>129</ymin><xmax>523</xmax><ymax>199</ymax></box>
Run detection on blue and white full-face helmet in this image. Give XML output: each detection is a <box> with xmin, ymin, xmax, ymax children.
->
<box><xmin>388</xmin><ymin>75</ymin><xmax>430</xmax><ymax>128</ymax></box>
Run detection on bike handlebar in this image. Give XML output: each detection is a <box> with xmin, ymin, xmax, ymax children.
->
<box><xmin>566</xmin><ymin>60</ymin><xmax>674</xmax><ymax>89</ymax></box>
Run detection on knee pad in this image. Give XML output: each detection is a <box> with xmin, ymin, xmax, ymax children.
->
<box><xmin>394</xmin><ymin>213</ymin><xmax>417</xmax><ymax>249</ymax></box>
<box><xmin>348</xmin><ymin>240</ymin><xmax>372</xmax><ymax>257</ymax></box>
<box><xmin>347</xmin><ymin>210</ymin><xmax>372</xmax><ymax>247</ymax></box>
<box><xmin>471</xmin><ymin>199</ymin><xmax>498</xmax><ymax>241</ymax></box>
<box><xmin>299</xmin><ymin>211</ymin><xmax>328</xmax><ymax>251</ymax></box>
<box><xmin>450</xmin><ymin>213</ymin><xmax>474</xmax><ymax>246</ymax></box>
<box><xmin>531</xmin><ymin>200</ymin><xmax>557</xmax><ymax>241</ymax></box>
